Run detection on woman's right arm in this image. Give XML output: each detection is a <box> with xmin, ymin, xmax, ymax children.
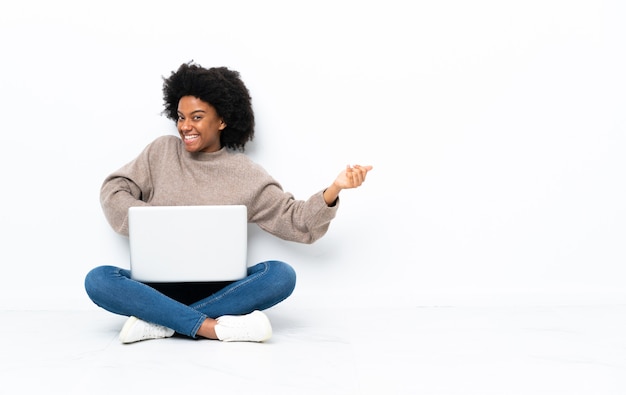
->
<box><xmin>100</xmin><ymin>147</ymin><xmax>154</xmax><ymax>236</ymax></box>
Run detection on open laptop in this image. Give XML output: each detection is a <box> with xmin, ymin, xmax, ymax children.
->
<box><xmin>128</xmin><ymin>205</ymin><xmax>248</xmax><ymax>282</ymax></box>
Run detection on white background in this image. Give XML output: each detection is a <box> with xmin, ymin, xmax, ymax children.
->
<box><xmin>0</xmin><ymin>0</ymin><xmax>624</xmax><ymax>310</ymax></box>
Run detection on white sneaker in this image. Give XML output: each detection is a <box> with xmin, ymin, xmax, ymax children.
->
<box><xmin>214</xmin><ymin>310</ymin><xmax>272</xmax><ymax>342</ymax></box>
<box><xmin>119</xmin><ymin>316</ymin><xmax>175</xmax><ymax>344</ymax></box>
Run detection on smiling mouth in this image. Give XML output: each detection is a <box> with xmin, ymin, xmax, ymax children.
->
<box><xmin>183</xmin><ymin>134</ymin><xmax>199</xmax><ymax>142</ymax></box>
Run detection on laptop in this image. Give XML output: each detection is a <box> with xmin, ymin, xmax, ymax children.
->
<box><xmin>128</xmin><ymin>205</ymin><xmax>248</xmax><ymax>282</ymax></box>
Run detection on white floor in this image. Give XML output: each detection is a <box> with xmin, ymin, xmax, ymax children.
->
<box><xmin>1</xmin><ymin>304</ymin><xmax>625</xmax><ymax>395</ymax></box>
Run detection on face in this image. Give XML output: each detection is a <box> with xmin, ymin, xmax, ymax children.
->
<box><xmin>177</xmin><ymin>96</ymin><xmax>227</xmax><ymax>153</ymax></box>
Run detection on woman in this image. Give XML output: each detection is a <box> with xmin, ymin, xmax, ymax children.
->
<box><xmin>84</xmin><ymin>62</ymin><xmax>372</xmax><ymax>344</ymax></box>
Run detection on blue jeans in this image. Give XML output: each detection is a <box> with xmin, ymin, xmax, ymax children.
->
<box><xmin>84</xmin><ymin>261</ymin><xmax>296</xmax><ymax>338</ymax></box>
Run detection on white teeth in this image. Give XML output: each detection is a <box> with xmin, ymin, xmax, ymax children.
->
<box><xmin>184</xmin><ymin>135</ymin><xmax>199</xmax><ymax>140</ymax></box>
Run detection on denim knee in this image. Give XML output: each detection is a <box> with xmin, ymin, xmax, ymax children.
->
<box><xmin>84</xmin><ymin>265</ymin><xmax>118</xmax><ymax>304</ymax></box>
<box><xmin>266</xmin><ymin>260</ymin><xmax>297</xmax><ymax>300</ymax></box>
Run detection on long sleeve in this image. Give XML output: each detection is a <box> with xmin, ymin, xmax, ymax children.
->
<box><xmin>99</xmin><ymin>135</ymin><xmax>339</xmax><ymax>242</ymax></box>
<box><xmin>100</xmin><ymin>143</ymin><xmax>155</xmax><ymax>236</ymax></box>
<box><xmin>247</xmin><ymin>183</ymin><xmax>339</xmax><ymax>244</ymax></box>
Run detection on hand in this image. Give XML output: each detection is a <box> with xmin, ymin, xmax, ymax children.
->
<box><xmin>334</xmin><ymin>164</ymin><xmax>373</xmax><ymax>190</ymax></box>
<box><xmin>323</xmin><ymin>164</ymin><xmax>373</xmax><ymax>205</ymax></box>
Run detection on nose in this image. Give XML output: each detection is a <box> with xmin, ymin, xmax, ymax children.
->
<box><xmin>180</xmin><ymin>119</ymin><xmax>192</xmax><ymax>131</ymax></box>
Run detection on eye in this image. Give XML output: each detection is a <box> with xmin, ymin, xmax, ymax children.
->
<box><xmin>193</xmin><ymin>116</ymin><xmax>203</xmax><ymax>121</ymax></box>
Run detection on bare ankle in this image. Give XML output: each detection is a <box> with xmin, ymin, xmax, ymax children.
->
<box><xmin>196</xmin><ymin>318</ymin><xmax>218</xmax><ymax>339</ymax></box>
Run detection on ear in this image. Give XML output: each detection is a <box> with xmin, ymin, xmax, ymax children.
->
<box><xmin>219</xmin><ymin>119</ymin><xmax>227</xmax><ymax>131</ymax></box>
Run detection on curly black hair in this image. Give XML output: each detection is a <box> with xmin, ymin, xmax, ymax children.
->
<box><xmin>162</xmin><ymin>62</ymin><xmax>255</xmax><ymax>151</ymax></box>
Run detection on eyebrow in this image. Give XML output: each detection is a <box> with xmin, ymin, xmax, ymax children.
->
<box><xmin>177</xmin><ymin>109</ymin><xmax>206</xmax><ymax>116</ymax></box>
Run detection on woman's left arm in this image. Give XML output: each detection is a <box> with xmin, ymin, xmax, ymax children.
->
<box><xmin>323</xmin><ymin>165</ymin><xmax>373</xmax><ymax>206</ymax></box>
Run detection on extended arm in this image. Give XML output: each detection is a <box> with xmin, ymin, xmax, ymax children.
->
<box><xmin>323</xmin><ymin>165</ymin><xmax>373</xmax><ymax>206</ymax></box>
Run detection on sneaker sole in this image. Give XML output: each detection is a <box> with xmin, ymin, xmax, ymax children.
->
<box><xmin>217</xmin><ymin>310</ymin><xmax>273</xmax><ymax>342</ymax></box>
<box><xmin>253</xmin><ymin>311</ymin><xmax>273</xmax><ymax>342</ymax></box>
<box><xmin>119</xmin><ymin>316</ymin><xmax>140</xmax><ymax>344</ymax></box>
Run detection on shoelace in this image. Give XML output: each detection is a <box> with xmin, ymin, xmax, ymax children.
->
<box><xmin>140</xmin><ymin>322</ymin><xmax>171</xmax><ymax>338</ymax></box>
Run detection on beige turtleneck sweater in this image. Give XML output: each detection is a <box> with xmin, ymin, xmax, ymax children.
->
<box><xmin>100</xmin><ymin>135</ymin><xmax>339</xmax><ymax>244</ymax></box>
